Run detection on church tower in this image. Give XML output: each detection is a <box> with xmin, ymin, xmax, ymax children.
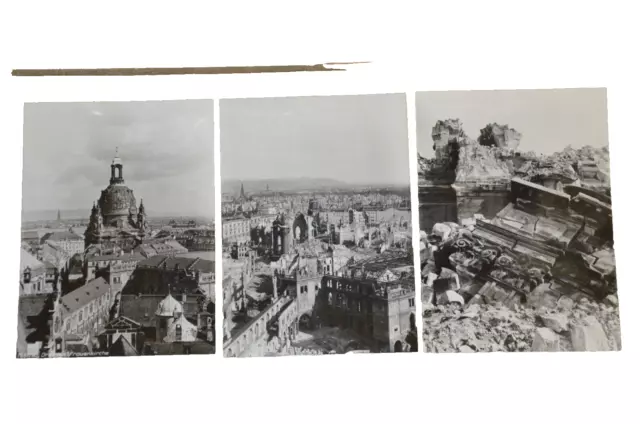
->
<box><xmin>240</xmin><ymin>182</ymin><xmax>245</xmax><ymax>199</ymax></box>
<box><xmin>110</xmin><ymin>147</ymin><xmax>125</xmax><ymax>185</ymax></box>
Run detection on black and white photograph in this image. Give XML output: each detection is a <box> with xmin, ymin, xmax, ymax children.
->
<box><xmin>17</xmin><ymin>100</ymin><xmax>216</xmax><ymax>358</ymax></box>
<box><xmin>417</xmin><ymin>88</ymin><xmax>621</xmax><ymax>353</ymax></box>
<box><xmin>220</xmin><ymin>94</ymin><xmax>417</xmax><ymax>357</ymax></box>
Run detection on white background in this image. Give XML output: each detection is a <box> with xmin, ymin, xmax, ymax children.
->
<box><xmin>2</xmin><ymin>1</ymin><xmax>639</xmax><ymax>423</ymax></box>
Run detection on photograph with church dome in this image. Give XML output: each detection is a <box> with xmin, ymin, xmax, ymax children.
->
<box><xmin>417</xmin><ymin>89</ymin><xmax>621</xmax><ymax>354</ymax></box>
<box><xmin>17</xmin><ymin>100</ymin><xmax>216</xmax><ymax>358</ymax></box>
<box><xmin>220</xmin><ymin>94</ymin><xmax>418</xmax><ymax>357</ymax></box>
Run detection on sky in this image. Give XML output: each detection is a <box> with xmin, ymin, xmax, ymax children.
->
<box><xmin>220</xmin><ymin>94</ymin><xmax>410</xmax><ymax>188</ymax></box>
<box><xmin>22</xmin><ymin>100</ymin><xmax>215</xmax><ymax>218</ymax></box>
<box><xmin>416</xmin><ymin>88</ymin><xmax>609</xmax><ymax>158</ymax></box>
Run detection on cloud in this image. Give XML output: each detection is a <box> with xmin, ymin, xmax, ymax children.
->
<box><xmin>22</xmin><ymin>100</ymin><xmax>215</xmax><ymax>215</ymax></box>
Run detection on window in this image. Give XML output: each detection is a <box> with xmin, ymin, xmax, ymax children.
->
<box><xmin>79</xmin><ymin>311</ymin><xmax>83</xmax><ymax>322</ymax></box>
<box><xmin>175</xmin><ymin>324</ymin><xmax>182</xmax><ymax>341</ymax></box>
<box><xmin>409</xmin><ymin>298</ymin><xmax>415</xmax><ymax>307</ymax></box>
<box><xmin>65</xmin><ymin>320</ymin><xmax>70</xmax><ymax>331</ymax></box>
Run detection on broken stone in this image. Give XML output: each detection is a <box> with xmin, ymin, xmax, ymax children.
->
<box><xmin>432</xmin><ymin>222</ymin><xmax>453</xmax><ymax>241</ymax></box>
<box><xmin>458</xmin><ymin>345</ymin><xmax>475</xmax><ymax>353</ymax></box>
<box><xmin>604</xmin><ymin>294</ymin><xmax>618</xmax><ymax>307</ymax></box>
<box><xmin>531</xmin><ymin>327</ymin><xmax>561</xmax><ymax>352</ymax></box>
<box><xmin>461</xmin><ymin>304</ymin><xmax>480</xmax><ymax>319</ymax></box>
<box><xmin>556</xmin><ymin>296</ymin><xmax>575</xmax><ymax>311</ymax></box>
<box><xmin>540</xmin><ymin>313</ymin><xmax>569</xmax><ymax>333</ymax></box>
<box><xmin>527</xmin><ymin>284</ymin><xmax>559</xmax><ymax>309</ymax></box>
<box><xmin>438</xmin><ymin>290</ymin><xmax>465</xmax><ymax>306</ymax></box>
<box><xmin>570</xmin><ymin>316</ymin><xmax>610</xmax><ymax>352</ymax></box>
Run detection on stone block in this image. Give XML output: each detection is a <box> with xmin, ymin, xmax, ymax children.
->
<box><xmin>531</xmin><ymin>327</ymin><xmax>561</xmax><ymax>352</ymax></box>
<box><xmin>540</xmin><ymin>313</ymin><xmax>569</xmax><ymax>333</ymax></box>
<box><xmin>570</xmin><ymin>316</ymin><xmax>610</xmax><ymax>352</ymax></box>
<box><xmin>432</xmin><ymin>222</ymin><xmax>452</xmax><ymax>240</ymax></box>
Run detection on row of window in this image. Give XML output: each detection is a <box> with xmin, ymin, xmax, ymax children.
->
<box><xmin>325</xmin><ymin>279</ymin><xmax>372</xmax><ymax>295</ymax></box>
<box><xmin>299</xmin><ymin>284</ymin><xmax>318</xmax><ymax>294</ymax></box>
<box><xmin>327</xmin><ymin>293</ymin><xmax>371</xmax><ymax>313</ymax></box>
<box><xmin>70</xmin><ymin>293</ymin><xmax>111</xmax><ymax>329</ymax></box>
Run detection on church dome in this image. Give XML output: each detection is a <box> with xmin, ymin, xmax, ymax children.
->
<box><xmin>97</xmin><ymin>149</ymin><xmax>139</xmax><ymax>226</ymax></box>
<box><xmin>98</xmin><ymin>184</ymin><xmax>138</xmax><ymax>224</ymax></box>
<box><xmin>155</xmin><ymin>294</ymin><xmax>183</xmax><ymax>317</ymax></box>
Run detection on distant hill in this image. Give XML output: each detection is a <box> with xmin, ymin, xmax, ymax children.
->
<box><xmin>22</xmin><ymin>208</ymin><xmax>213</xmax><ymax>224</ymax></box>
<box><xmin>222</xmin><ymin>178</ymin><xmax>406</xmax><ymax>194</ymax></box>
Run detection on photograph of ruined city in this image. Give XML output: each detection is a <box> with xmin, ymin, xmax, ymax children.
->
<box><xmin>17</xmin><ymin>100</ymin><xmax>216</xmax><ymax>358</ymax></box>
<box><xmin>220</xmin><ymin>94</ymin><xmax>417</xmax><ymax>357</ymax></box>
<box><xmin>418</xmin><ymin>88</ymin><xmax>621</xmax><ymax>353</ymax></box>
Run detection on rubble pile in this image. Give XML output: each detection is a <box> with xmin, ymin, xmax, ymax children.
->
<box><xmin>454</xmin><ymin>143</ymin><xmax>513</xmax><ymax>184</ymax></box>
<box><xmin>478</xmin><ymin>123</ymin><xmax>522</xmax><ymax>150</ymax></box>
<box><xmin>419</xmin><ymin>119</ymin><xmax>611</xmax><ymax>192</ymax></box>
<box><xmin>423</xmin><ymin>297</ymin><xmax>621</xmax><ymax>353</ymax></box>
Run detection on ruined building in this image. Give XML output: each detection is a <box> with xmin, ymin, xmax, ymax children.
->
<box><xmin>418</xmin><ymin>119</ymin><xmax>611</xmax><ymax>233</ymax></box>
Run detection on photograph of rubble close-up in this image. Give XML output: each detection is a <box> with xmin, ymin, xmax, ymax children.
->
<box><xmin>416</xmin><ymin>88</ymin><xmax>621</xmax><ymax>353</ymax></box>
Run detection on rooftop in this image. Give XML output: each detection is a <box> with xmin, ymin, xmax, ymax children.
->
<box><xmin>348</xmin><ymin>250</ymin><xmax>412</xmax><ymax>273</ymax></box>
<box><xmin>41</xmin><ymin>231</ymin><xmax>84</xmax><ymax>242</ymax></box>
<box><xmin>20</xmin><ymin>249</ymin><xmax>44</xmax><ymax>272</ymax></box>
<box><xmin>60</xmin><ymin>277</ymin><xmax>110</xmax><ymax>316</ymax></box>
<box><xmin>137</xmin><ymin>255</ymin><xmax>214</xmax><ymax>273</ymax></box>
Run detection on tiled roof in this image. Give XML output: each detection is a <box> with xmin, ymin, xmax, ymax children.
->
<box><xmin>119</xmin><ymin>294</ymin><xmax>204</xmax><ymax>328</ymax></box>
<box><xmin>42</xmin><ymin>231</ymin><xmax>84</xmax><ymax>242</ymax></box>
<box><xmin>86</xmin><ymin>253</ymin><xmax>146</xmax><ymax>263</ymax></box>
<box><xmin>109</xmin><ymin>335</ymin><xmax>139</xmax><ymax>356</ymax></box>
<box><xmin>21</xmin><ymin>231</ymin><xmax>40</xmax><ymax>240</ymax></box>
<box><xmin>60</xmin><ymin>277</ymin><xmax>110</xmax><ymax>315</ymax></box>
<box><xmin>42</xmin><ymin>260</ymin><xmax>58</xmax><ymax>270</ymax></box>
<box><xmin>20</xmin><ymin>249</ymin><xmax>44</xmax><ymax>272</ymax></box>
<box><xmin>137</xmin><ymin>255</ymin><xmax>214</xmax><ymax>273</ymax></box>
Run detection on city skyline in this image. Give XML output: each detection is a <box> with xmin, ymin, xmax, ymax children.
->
<box><xmin>22</xmin><ymin>100</ymin><xmax>215</xmax><ymax>218</ymax></box>
<box><xmin>220</xmin><ymin>94</ymin><xmax>411</xmax><ymax>188</ymax></box>
<box><xmin>416</xmin><ymin>88</ymin><xmax>609</xmax><ymax>158</ymax></box>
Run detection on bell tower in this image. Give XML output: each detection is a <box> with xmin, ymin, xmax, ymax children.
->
<box><xmin>110</xmin><ymin>147</ymin><xmax>124</xmax><ymax>185</ymax></box>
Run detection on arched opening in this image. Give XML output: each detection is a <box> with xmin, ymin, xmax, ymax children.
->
<box><xmin>394</xmin><ymin>340</ymin><xmax>403</xmax><ymax>352</ymax></box>
<box><xmin>299</xmin><ymin>313</ymin><xmax>312</xmax><ymax>331</ymax></box>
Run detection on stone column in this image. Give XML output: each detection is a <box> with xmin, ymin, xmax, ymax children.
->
<box><xmin>272</xmin><ymin>269</ymin><xmax>278</xmax><ymax>300</ymax></box>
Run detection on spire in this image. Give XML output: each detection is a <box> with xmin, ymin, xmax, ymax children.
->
<box><xmin>240</xmin><ymin>181</ymin><xmax>245</xmax><ymax>198</ymax></box>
